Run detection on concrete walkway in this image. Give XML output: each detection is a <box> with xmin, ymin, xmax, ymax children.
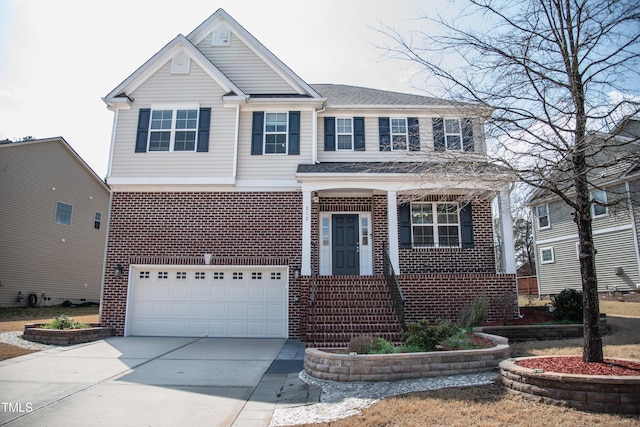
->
<box><xmin>0</xmin><ymin>337</ymin><xmax>319</xmax><ymax>427</ymax></box>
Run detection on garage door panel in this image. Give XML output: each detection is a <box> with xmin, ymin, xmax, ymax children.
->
<box><xmin>128</xmin><ymin>266</ymin><xmax>287</xmax><ymax>338</ymax></box>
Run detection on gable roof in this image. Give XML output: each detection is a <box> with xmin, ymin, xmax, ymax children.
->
<box><xmin>0</xmin><ymin>137</ymin><xmax>110</xmax><ymax>192</ymax></box>
<box><xmin>103</xmin><ymin>34</ymin><xmax>245</xmax><ymax>109</ymax></box>
<box><xmin>311</xmin><ymin>84</ymin><xmax>487</xmax><ymax>112</ymax></box>
<box><xmin>187</xmin><ymin>9</ymin><xmax>321</xmax><ymax>99</ymax></box>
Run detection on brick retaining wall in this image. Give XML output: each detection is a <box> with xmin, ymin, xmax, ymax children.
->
<box><xmin>23</xmin><ymin>323</ymin><xmax>114</xmax><ymax>346</ymax></box>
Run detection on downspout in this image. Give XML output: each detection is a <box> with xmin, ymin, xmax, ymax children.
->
<box><xmin>530</xmin><ymin>205</ymin><xmax>541</xmax><ymax>299</ymax></box>
<box><xmin>232</xmin><ymin>104</ymin><xmax>240</xmax><ymax>179</ymax></box>
<box><xmin>312</xmin><ymin>106</ymin><xmax>325</xmax><ymax>164</ymax></box>
<box><xmin>106</xmin><ymin>108</ymin><xmax>119</xmax><ymax>179</ymax></box>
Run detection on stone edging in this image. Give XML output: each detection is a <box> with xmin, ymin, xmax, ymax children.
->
<box><xmin>304</xmin><ymin>333</ymin><xmax>509</xmax><ymax>382</ymax></box>
<box><xmin>475</xmin><ymin>318</ymin><xmax>609</xmax><ymax>341</ymax></box>
<box><xmin>500</xmin><ymin>357</ymin><xmax>640</xmax><ymax>415</ymax></box>
<box><xmin>23</xmin><ymin>323</ymin><xmax>114</xmax><ymax>346</ymax></box>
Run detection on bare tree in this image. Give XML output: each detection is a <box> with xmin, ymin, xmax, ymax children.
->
<box><xmin>379</xmin><ymin>0</ymin><xmax>640</xmax><ymax>362</ymax></box>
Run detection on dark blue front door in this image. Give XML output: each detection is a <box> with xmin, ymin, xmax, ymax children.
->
<box><xmin>332</xmin><ymin>214</ymin><xmax>359</xmax><ymax>275</ymax></box>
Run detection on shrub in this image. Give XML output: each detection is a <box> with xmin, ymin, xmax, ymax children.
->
<box><xmin>368</xmin><ymin>338</ymin><xmax>398</xmax><ymax>354</ymax></box>
<box><xmin>457</xmin><ymin>291</ymin><xmax>488</xmax><ymax>328</ymax></box>
<box><xmin>440</xmin><ymin>329</ymin><xmax>485</xmax><ymax>350</ymax></box>
<box><xmin>403</xmin><ymin>320</ymin><xmax>458</xmax><ymax>352</ymax></box>
<box><xmin>347</xmin><ymin>335</ymin><xmax>379</xmax><ymax>354</ymax></box>
<box><xmin>551</xmin><ymin>288</ymin><xmax>583</xmax><ymax>322</ymax></box>
<box><xmin>42</xmin><ymin>314</ymin><xmax>90</xmax><ymax>330</ymax></box>
<box><xmin>493</xmin><ymin>291</ymin><xmax>518</xmax><ymax>325</ymax></box>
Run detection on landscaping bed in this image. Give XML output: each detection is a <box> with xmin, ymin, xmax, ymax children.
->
<box><xmin>22</xmin><ymin>323</ymin><xmax>113</xmax><ymax>346</ymax></box>
<box><xmin>304</xmin><ymin>332</ymin><xmax>509</xmax><ymax>382</ymax></box>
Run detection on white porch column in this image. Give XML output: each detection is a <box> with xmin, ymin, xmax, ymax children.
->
<box><xmin>387</xmin><ymin>191</ymin><xmax>401</xmax><ymax>274</ymax></box>
<box><xmin>301</xmin><ymin>190</ymin><xmax>312</xmax><ymax>276</ymax></box>
<box><xmin>499</xmin><ymin>186</ymin><xmax>516</xmax><ymax>274</ymax></box>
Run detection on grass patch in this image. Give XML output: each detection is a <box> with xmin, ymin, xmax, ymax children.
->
<box><xmin>0</xmin><ymin>305</ymin><xmax>99</xmax><ymax>321</ymax></box>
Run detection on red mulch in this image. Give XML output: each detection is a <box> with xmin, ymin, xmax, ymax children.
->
<box><xmin>517</xmin><ymin>356</ymin><xmax>640</xmax><ymax>376</ymax></box>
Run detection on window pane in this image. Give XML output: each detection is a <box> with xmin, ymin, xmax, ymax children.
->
<box><xmin>151</xmin><ymin>110</ymin><xmax>172</xmax><ymax>130</ymax></box>
<box><xmin>391</xmin><ymin>118</ymin><xmax>406</xmax><ymax>133</ymax></box>
<box><xmin>337</xmin><ymin>135</ymin><xmax>352</xmax><ymax>150</ymax></box>
<box><xmin>265</xmin><ymin>134</ymin><xmax>287</xmax><ymax>154</ymax></box>
<box><xmin>444</xmin><ymin>119</ymin><xmax>461</xmax><ymax>134</ymax></box>
<box><xmin>437</xmin><ymin>204</ymin><xmax>459</xmax><ymax>224</ymax></box>
<box><xmin>174</xmin><ymin>131</ymin><xmax>196</xmax><ymax>151</ymax></box>
<box><xmin>149</xmin><ymin>132</ymin><xmax>170</xmax><ymax>151</ymax></box>
<box><xmin>412</xmin><ymin>204</ymin><xmax>433</xmax><ymax>224</ymax></box>
<box><xmin>266</xmin><ymin>113</ymin><xmax>287</xmax><ymax>132</ymax></box>
<box><xmin>413</xmin><ymin>226</ymin><xmax>434</xmax><ymax>246</ymax></box>
<box><xmin>176</xmin><ymin>109</ymin><xmax>198</xmax><ymax>129</ymax></box>
<box><xmin>55</xmin><ymin>202</ymin><xmax>72</xmax><ymax>225</ymax></box>
<box><xmin>438</xmin><ymin>225</ymin><xmax>460</xmax><ymax>247</ymax></box>
<box><xmin>337</xmin><ymin>118</ymin><xmax>352</xmax><ymax>133</ymax></box>
<box><xmin>392</xmin><ymin>135</ymin><xmax>407</xmax><ymax>150</ymax></box>
<box><xmin>446</xmin><ymin>135</ymin><xmax>461</xmax><ymax>150</ymax></box>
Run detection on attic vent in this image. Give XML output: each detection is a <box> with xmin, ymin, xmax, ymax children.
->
<box><xmin>171</xmin><ymin>52</ymin><xmax>190</xmax><ymax>74</ymax></box>
<box><xmin>212</xmin><ymin>24</ymin><xmax>230</xmax><ymax>46</ymax></box>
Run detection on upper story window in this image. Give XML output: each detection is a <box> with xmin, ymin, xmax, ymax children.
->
<box><xmin>433</xmin><ymin>117</ymin><xmax>474</xmax><ymax>152</ymax></box>
<box><xmin>94</xmin><ymin>212</ymin><xmax>102</xmax><ymax>230</ymax></box>
<box><xmin>149</xmin><ymin>109</ymin><xmax>198</xmax><ymax>152</ymax></box>
<box><xmin>591</xmin><ymin>189</ymin><xmax>608</xmax><ymax>218</ymax></box>
<box><xmin>251</xmin><ymin>111</ymin><xmax>300</xmax><ymax>156</ymax></box>
<box><xmin>336</xmin><ymin>118</ymin><xmax>353</xmax><ymax>150</ymax></box>
<box><xmin>55</xmin><ymin>202</ymin><xmax>73</xmax><ymax>226</ymax></box>
<box><xmin>264</xmin><ymin>113</ymin><xmax>288</xmax><ymax>154</ymax></box>
<box><xmin>411</xmin><ymin>202</ymin><xmax>460</xmax><ymax>248</ymax></box>
<box><xmin>536</xmin><ymin>204</ymin><xmax>550</xmax><ymax>229</ymax></box>
<box><xmin>135</xmin><ymin>108</ymin><xmax>210</xmax><ymax>153</ymax></box>
<box><xmin>391</xmin><ymin>118</ymin><xmax>408</xmax><ymax>151</ymax></box>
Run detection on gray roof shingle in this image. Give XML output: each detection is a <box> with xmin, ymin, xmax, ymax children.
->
<box><xmin>310</xmin><ymin>84</ymin><xmax>467</xmax><ymax>107</ymax></box>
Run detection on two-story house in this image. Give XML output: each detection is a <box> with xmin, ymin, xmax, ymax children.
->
<box><xmin>0</xmin><ymin>137</ymin><xmax>110</xmax><ymax>307</ymax></box>
<box><xmin>530</xmin><ymin>117</ymin><xmax>640</xmax><ymax>297</ymax></box>
<box><xmin>100</xmin><ymin>9</ymin><xmax>517</xmax><ymax>345</ymax></box>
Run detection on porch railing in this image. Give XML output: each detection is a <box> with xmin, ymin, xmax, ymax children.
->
<box><xmin>383</xmin><ymin>244</ymin><xmax>406</xmax><ymax>329</ymax></box>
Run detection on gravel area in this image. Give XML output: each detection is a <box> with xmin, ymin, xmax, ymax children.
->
<box><xmin>270</xmin><ymin>370</ymin><xmax>500</xmax><ymax>426</ymax></box>
<box><xmin>0</xmin><ymin>331</ymin><xmax>57</xmax><ymax>351</ymax></box>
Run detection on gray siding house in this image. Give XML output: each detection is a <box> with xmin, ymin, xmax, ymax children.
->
<box><xmin>530</xmin><ymin>117</ymin><xmax>640</xmax><ymax>296</ymax></box>
<box><xmin>0</xmin><ymin>137</ymin><xmax>110</xmax><ymax>307</ymax></box>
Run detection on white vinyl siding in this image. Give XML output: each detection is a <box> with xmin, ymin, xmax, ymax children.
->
<box><xmin>109</xmin><ymin>61</ymin><xmax>235</xmax><ymax>179</ymax></box>
<box><xmin>236</xmin><ymin>110</ymin><xmax>312</xmax><ymax>183</ymax></box>
<box><xmin>196</xmin><ymin>33</ymin><xmax>297</xmax><ymax>94</ymax></box>
<box><xmin>0</xmin><ymin>140</ymin><xmax>110</xmax><ymax>305</ymax></box>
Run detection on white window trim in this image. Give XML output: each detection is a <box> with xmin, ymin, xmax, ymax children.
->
<box><xmin>336</xmin><ymin>118</ymin><xmax>354</xmax><ymax>151</ymax></box>
<box><xmin>444</xmin><ymin>118</ymin><xmax>463</xmax><ymax>151</ymax></box>
<box><xmin>263</xmin><ymin>112</ymin><xmax>289</xmax><ymax>155</ymax></box>
<box><xmin>590</xmin><ymin>189</ymin><xmax>608</xmax><ymax>218</ymax></box>
<box><xmin>536</xmin><ymin>204</ymin><xmax>551</xmax><ymax>230</ymax></box>
<box><xmin>540</xmin><ymin>246</ymin><xmax>555</xmax><ymax>264</ymax></box>
<box><xmin>147</xmin><ymin>107</ymin><xmax>200</xmax><ymax>152</ymax></box>
<box><xmin>390</xmin><ymin>118</ymin><xmax>408</xmax><ymax>151</ymax></box>
<box><xmin>411</xmin><ymin>202</ymin><xmax>461</xmax><ymax>248</ymax></box>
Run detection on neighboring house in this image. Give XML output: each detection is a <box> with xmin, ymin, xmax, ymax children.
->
<box><xmin>0</xmin><ymin>137</ymin><xmax>110</xmax><ymax>307</ymax></box>
<box><xmin>530</xmin><ymin>117</ymin><xmax>640</xmax><ymax>297</ymax></box>
<box><xmin>100</xmin><ymin>9</ymin><xmax>517</xmax><ymax>344</ymax></box>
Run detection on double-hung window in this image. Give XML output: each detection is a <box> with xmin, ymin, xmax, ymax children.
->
<box><xmin>149</xmin><ymin>109</ymin><xmax>198</xmax><ymax>151</ymax></box>
<box><xmin>55</xmin><ymin>202</ymin><xmax>73</xmax><ymax>226</ymax></box>
<box><xmin>411</xmin><ymin>202</ymin><xmax>460</xmax><ymax>248</ymax></box>
<box><xmin>391</xmin><ymin>118</ymin><xmax>408</xmax><ymax>150</ymax></box>
<box><xmin>444</xmin><ymin>118</ymin><xmax>463</xmax><ymax>150</ymax></box>
<box><xmin>264</xmin><ymin>113</ymin><xmax>288</xmax><ymax>154</ymax></box>
<box><xmin>536</xmin><ymin>204</ymin><xmax>550</xmax><ymax>229</ymax></box>
<box><xmin>336</xmin><ymin>118</ymin><xmax>353</xmax><ymax>150</ymax></box>
<box><xmin>591</xmin><ymin>189</ymin><xmax>608</xmax><ymax>217</ymax></box>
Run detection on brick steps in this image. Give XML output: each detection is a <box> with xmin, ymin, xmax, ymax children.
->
<box><xmin>306</xmin><ymin>276</ymin><xmax>404</xmax><ymax>347</ymax></box>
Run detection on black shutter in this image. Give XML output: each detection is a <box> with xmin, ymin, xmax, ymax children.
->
<box><xmin>354</xmin><ymin>117</ymin><xmax>365</xmax><ymax>151</ymax></box>
<box><xmin>399</xmin><ymin>203</ymin><xmax>412</xmax><ymax>249</ymax></box>
<box><xmin>196</xmin><ymin>108</ymin><xmax>211</xmax><ymax>152</ymax></box>
<box><xmin>288</xmin><ymin>111</ymin><xmax>300</xmax><ymax>155</ymax></box>
<box><xmin>135</xmin><ymin>109</ymin><xmax>151</xmax><ymax>153</ymax></box>
<box><xmin>460</xmin><ymin>202</ymin><xmax>474</xmax><ymax>248</ymax></box>
<box><xmin>432</xmin><ymin>117</ymin><xmax>445</xmax><ymax>151</ymax></box>
<box><xmin>408</xmin><ymin>117</ymin><xmax>420</xmax><ymax>151</ymax></box>
<box><xmin>462</xmin><ymin>118</ymin><xmax>474</xmax><ymax>152</ymax></box>
<box><xmin>251</xmin><ymin>112</ymin><xmax>264</xmax><ymax>155</ymax></box>
<box><xmin>324</xmin><ymin>117</ymin><xmax>335</xmax><ymax>151</ymax></box>
<box><xmin>379</xmin><ymin>117</ymin><xmax>390</xmax><ymax>151</ymax></box>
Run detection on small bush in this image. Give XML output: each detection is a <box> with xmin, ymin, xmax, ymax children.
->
<box><xmin>42</xmin><ymin>314</ymin><xmax>90</xmax><ymax>330</ymax></box>
<box><xmin>440</xmin><ymin>329</ymin><xmax>485</xmax><ymax>350</ymax></box>
<box><xmin>368</xmin><ymin>338</ymin><xmax>398</xmax><ymax>354</ymax></box>
<box><xmin>457</xmin><ymin>291</ymin><xmax>488</xmax><ymax>328</ymax></box>
<box><xmin>347</xmin><ymin>335</ymin><xmax>379</xmax><ymax>354</ymax></box>
<box><xmin>551</xmin><ymin>288</ymin><xmax>583</xmax><ymax>322</ymax></box>
<box><xmin>403</xmin><ymin>320</ymin><xmax>459</xmax><ymax>352</ymax></box>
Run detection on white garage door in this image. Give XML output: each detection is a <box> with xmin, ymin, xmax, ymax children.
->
<box><xmin>126</xmin><ymin>266</ymin><xmax>288</xmax><ymax>338</ymax></box>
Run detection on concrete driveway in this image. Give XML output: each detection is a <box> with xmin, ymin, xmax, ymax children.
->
<box><xmin>0</xmin><ymin>337</ymin><xmax>316</xmax><ymax>427</ymax></box>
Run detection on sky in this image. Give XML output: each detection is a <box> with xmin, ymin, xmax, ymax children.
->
<box><xmin>0</xmin><ymin>0</ymin><xmax>457</xmax><ymax>178</ymax></box>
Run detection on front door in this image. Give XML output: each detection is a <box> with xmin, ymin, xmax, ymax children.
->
<box><xmin>332</xmin><ymin>214</ymin><xmax>360</xmax><ymax>275</ymax></box>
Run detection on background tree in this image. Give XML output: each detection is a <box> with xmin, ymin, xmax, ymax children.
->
<box><xmin>379</xmin><ymin>0</ymin><xmax>640</xmax><ymax>362</ymax></box>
